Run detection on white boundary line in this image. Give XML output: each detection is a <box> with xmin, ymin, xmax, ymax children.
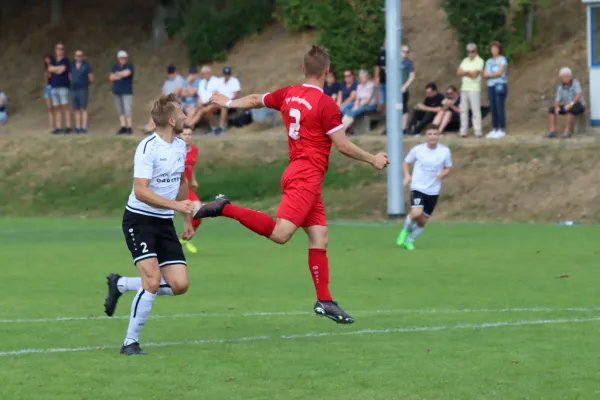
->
<box><xmin>1</xmin><ymin>307</ymin><xmax>600</xmax><ymax>324</ymax></box>
<box><xmin>1</xmin><ymin>316</ymin><xmax>599</xmax><ymax>357</ymax></box>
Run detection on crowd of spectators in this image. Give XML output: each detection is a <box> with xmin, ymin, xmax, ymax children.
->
<box><xmin>0</xmin><ymin>40</ymin><xmax>588</xmax><ymax>139</ymax></box>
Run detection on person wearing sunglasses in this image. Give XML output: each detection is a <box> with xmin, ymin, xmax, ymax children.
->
<box><xmin>432</xmin><ymin>85</ymin><xmax>461</xmax><ymax>135</ymax></box>
<box><xmin>457</xmin><ymin>42</ymin><xmax>484</xmax><ymax>138</ymax></box>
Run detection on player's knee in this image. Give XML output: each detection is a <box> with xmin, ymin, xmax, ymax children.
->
<box><xmin>308</xmin><ymin>231</ymin><xmax>328</xmax><ymax>249</ymax></box>
<box><xmin>142</xmin><ymin>276</ymin><xmax>161</xmax><ymax>294</ymax></box>
<box><xmin>271</xmin><ymin>231</ymin><xmax>291</xmax><ymax>244</ymax></box>
<box><xmin>410</xmin><ymin>208</ymin><xmax>424</xmax><ymax>219</ymax></box>
<box><xmin>170</xmin><ymin>280</ymin><xmax>189</xmax><ymax>295</ymax></box>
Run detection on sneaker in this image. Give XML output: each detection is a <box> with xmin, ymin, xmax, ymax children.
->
<box><xmin>116</xmin><ymin>127</ymin><xmax>127</xmax><ymax>135</ymax></box>
<box><xmin>214</xmin><ymin>127</ymin><xmax>224</xmax><ymax>135</ymax></box>
<box><xmin>52</xmin><ymin>128</ymin><xmax>62</xmax><ymax>135</ymax></box>
<box><xmin>404</xmin><ymin>242</ymin><xmax>416</xmax><ymax>251</ymax></box>
<box><xmin>396</xmin><ymin>229</ymin><xmax>409</xmax><ymax>246</ymax></box>
<box><xmin>314</xmin><ymin>300</ymin><xmax>355</xmax><ymax>324</ymax></box>
<box><xmin>80</xmin><ymin>128</ymin><xmax>88</xmax><ymax>134</ymax></box>
<box><xmin>125</xmin><ymin>128</ymin><xmax>133</xmax><ymax>134</ymax></box>
<box><xmin>120</xmin><ymin>342</ymin><xmax>147</xmax><ymax>356</ymax></box>
<box><xmin>193</xmin><ymin>194</ymin><xmax>230</xmax><ymax>219</ymax></box>
<box><xmin>494</xmin><ymin>130</ymin><xmax>506</xmax><ymax>139</ymax></box>
<box><xmin>486</xmin><ymin>130</ymin><xmax>498</xmax><ymax>138</ymax></box>
<box><xmin>204</xmin><ymin>127</ymin><xmax>215</xmax><ymax>135</ymax></box>
<box><xmin>63</xmin><ymin>128</ymin><xmax>73</xmax><ymax>134</ymax></box>
<box><xmin>104</xmin><ymin>273</ymin><xmax>123</xmax><ymax>317</ymax></box>
<box><xmin>544</xmin><ymin>131</ymin><xmax>557</xmax><ymax>138</ymax></box>
<box><xmin>561</xmin><ymin>131</ymin><xmax>572</xmax><ymax>139</ymax></box>
<box><xmin>74</xmin><ymin>128</ymin><xmax>82</xmax><ymax>134</ymax></box>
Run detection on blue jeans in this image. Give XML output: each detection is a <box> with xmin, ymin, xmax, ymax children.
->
<box><xmin>488</xmin><ymin>84</ymin><xmax>507</xmax><ymax>130</ymax></box>
<box><xmin>0</xmin><ymin>111</ymin><xmax>6</xmax><ymax>124</ymax></box>
<box><xmin>340</xmin><ymin>102</ymin><xmax>354</xmax><ymax>116</ymax></box>
<box><xmin>345</xmin><ymin>104</ymin><xmax>377</xmax><ymax>118</ymax></box>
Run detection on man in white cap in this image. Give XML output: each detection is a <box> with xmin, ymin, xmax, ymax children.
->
<box><xmin>545</xmin><ymin>67</ymin><xmax>586</xmax><ymax>138</ymax></box>
<box><xmin>110</xmin><ymin>50</ymin><xmax>135</xmax><ymax>134</ymax></box>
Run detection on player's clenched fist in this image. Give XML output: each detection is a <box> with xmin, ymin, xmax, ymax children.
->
<box><xmin>209</xmin><ymin>93</ymin><xmax>230</xmax><ymax>108</ymax></box>
<box><xmin>371</xmin><ymin>152</ymin><xmax>389</xmax><ymax>170</ymax></box>
<box><xmin>174</xmin><ymin>200</ymin><xmax>195</xmax><ymax>214</ymax></box>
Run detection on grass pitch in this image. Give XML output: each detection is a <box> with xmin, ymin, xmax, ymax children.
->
<box><xmin>0</xmin><ymin>218</ymin><xmax>598</xmax><ymax>399</ymax></box>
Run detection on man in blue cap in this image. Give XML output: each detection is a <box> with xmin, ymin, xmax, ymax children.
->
<box><xmin>217</xmin><ymin>66</ymin><xmax>241</xmax><ymax>132</ymax></box>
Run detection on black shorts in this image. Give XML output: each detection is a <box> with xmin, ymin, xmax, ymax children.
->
<box><xmin>548</xmin><ymin>103</ymin><xmax>585</xmax><ymax>116</ymax></box>
<box><xmin>410</xmin><ymin>190</ymin><xmax>439</xmax><ymax>218</ymax></box>
<box><xmin>122</xmin><ymin>210</ymin><xmax>186</xmax><ymax>267</ymax></box>
<box><xmin>403</xmin><ymin>91</ymin><xmax>409</xmax><ymax>115</ymax></box>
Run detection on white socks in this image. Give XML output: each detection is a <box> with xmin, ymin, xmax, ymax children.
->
<box><xmin>118</xmin><ymin>276</ymin><xmax>174</xmax><ymax>296</ymax></box>
<box><xmin>407</xmin><ymin>225</ymin><xmax>424</xmax><ymax>243</ymax></box>
<box><xmin>403</xmin><ymin>216</ymin><xmax>413</xmax><ymax>232</ymax></box>
<box><xmin>124</xmin><ymin>288</ymin><xmax>156</xmax><ymax>346</ymax></box>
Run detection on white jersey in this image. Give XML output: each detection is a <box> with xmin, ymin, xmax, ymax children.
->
<box><xmin>126</xmin><ymin>133</ymin><xmax>187</xmax><ymax>219</ymax></box>
<box><xmin>405</xmin><ymin>143</ymin><xmax>453</xmax><ymax>196</ymax></box>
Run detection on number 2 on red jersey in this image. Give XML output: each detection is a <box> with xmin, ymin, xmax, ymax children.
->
<box><xmin>288</xmin><ymin>108</ymin><xmax>301</xmax><ymax>140</ymax></box>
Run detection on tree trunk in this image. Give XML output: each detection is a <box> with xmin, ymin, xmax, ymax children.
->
<box><xmin>50</xmin><ymin>0</ymin><xmax>63</xmax><ymax>24</ymax></box>
<box><xmin>525</xmin><ymin>2</ymin><xmax>535</xmax><ymax>43</ymax></box>
<box><xmin>152</xmin><ymin>2</ymin><xmax>168</xmax><ymax>50</ymax></box>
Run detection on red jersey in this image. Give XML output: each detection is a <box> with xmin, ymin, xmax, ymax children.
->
<box><xmin>262</xmin><ymin>84</ymin><xmax>344</xmax><ymax>174</ymax></box>
<box><xmin>184</xmin><ymin>144</ymin><xmax>198</xmax><ymax>182</ymax></box>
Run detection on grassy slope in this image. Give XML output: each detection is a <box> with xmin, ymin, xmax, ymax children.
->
<box><xmin>2</xmin><ymin>135</ymin><xmax>599</xmax><ymax>222</ymax></box>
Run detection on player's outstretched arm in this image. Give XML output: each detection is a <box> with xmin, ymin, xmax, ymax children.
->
<box><xmin>134</xmin><ymin>178</ymin><xmax>194</xmax><ymax>214</ymax></box>
<box><xmin>329</xmin><ymin>130</ymin><xmax>389</xmax><ymax>170</ymax></box>
<box><xmin>209</xmin><ymin>93</ymin><xmax>265</xmax><ymax>110</ymax></box>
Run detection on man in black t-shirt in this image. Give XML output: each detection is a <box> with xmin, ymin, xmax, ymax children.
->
<box><xmin>408</xmin><ymin>82</ymin><xmax>444</xmax><ymax>135</ymax></box>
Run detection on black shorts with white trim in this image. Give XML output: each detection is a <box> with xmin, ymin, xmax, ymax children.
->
<box><xmin>122</xmin><ymin>209</ymin><xmax>186</xmax><ymax>267</ymax></box>
<box><xmin>410</xmin><ymin>190</ymin><xmax>439</xmax><ymax>218</ymax></box>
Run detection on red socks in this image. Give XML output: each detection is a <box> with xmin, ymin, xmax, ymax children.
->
<box><xmin>222</xmin><ymin>204</ymin><xmax>276</xmax><ymax>238</ymax></box>
<box><xmin>308</xmin><ymin>248</ymin><xmax>332</xmax><ymax>301</ymax></box>
<box><xmin>192</xmin><ymin>218</ymin><xmax>202</xmax><ymax>231</ymax></box>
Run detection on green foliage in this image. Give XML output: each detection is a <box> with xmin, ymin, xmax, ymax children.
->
<box><xmin>438</xmin><ymin>0</ymin><xmax>510</xmax><ymax>56</ymax></box>
<box><xmin>167</xmin><ymin>0</ymin><xmax>275</xmax><ymax>65</ymax></box>
<box><xmin>504</xmin><ymin>0</ymin><xmax>549</xmax><ymax>61</ymax></box>
<box><xmin>274</xmin><ymin>0</ymin><xmax>318</xmax><ymax>31</ymax></box>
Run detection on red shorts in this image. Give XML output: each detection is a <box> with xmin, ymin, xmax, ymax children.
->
<box><xmin>188</xmin><ymin>189</ymin><xmax>200</xmax><ymax>203</ymax></box>
<box><xmin>276</xmin><ymin>161</ymin><xmax>326</xmax><ymax>227</ymax></box>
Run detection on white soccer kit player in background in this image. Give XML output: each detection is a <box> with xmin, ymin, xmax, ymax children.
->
<box><xmin>103</xmin><ymin>94</ymin><xmax>196</xmax><ymax>355</ymax></box>
<box><xmin>397</xmin><ymin>125</ymin><xmax>452</xmax><ymax>250</ymax></box>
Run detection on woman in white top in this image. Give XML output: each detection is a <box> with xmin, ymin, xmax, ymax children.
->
<box><xmin>397</xmin><ymin>124</ymin><xmax>452</xmax><ymax>250</ymax></box>
<box><xmin>341</xmin><ymin>69</ymin><xmax>377</xmax><ymax>131</ymax></box>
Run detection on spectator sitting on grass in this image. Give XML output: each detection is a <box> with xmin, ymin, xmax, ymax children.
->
<box><xmin>183</xmin><ymin>66</ymin><xmax>200</xmax><ymax>126</ymax></box>
<box><xmin>545</xmin><ymin>67</ymin><xmax>586</xmax><ymax>139</ymax></box>
<box><xmin>338</xmin><ymin>69</ymin><xmax>358</xmax><ymax>115</ymax></box>
<box><xmin>324</xmin><ymin>71</ymin><xmax>340</xmax><ymax>102</ymax></box>
<box><xmin>0</xmin><ymin>92</ymin><xmax>7</xmax><ymax>125</ymax></box>
<box><xmin>432</xmin><ymin>85</ymin><xmax>461</xmax><ymax>135</ymax></box>
<box><xmin>407</xmin><ymin>82</ymin><xmax>444</xmax><ymax>136</ymax></box>
<box><xmin>341</xmin><ymin>69</ymin><xmax>377</xmax><ymax>132</ymax></box>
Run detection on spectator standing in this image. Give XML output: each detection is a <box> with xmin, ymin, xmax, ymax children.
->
<box><xmin>483</xmin><ymin>41</ymin><xmax>508</xmax><ymax>139</ymax></box>
<box><xmin>338</xmin><ymin>70</ymin><xmax>358</xmax><ymax>116</ymax></box>
<box><xmin>70</xmin><ymin>50</ymin><xmax>94</xmax><ymax>134</ymax></box>
<box><xmin>341</xmin><ymin>69</ymin><xmax>377</xmax><ymax>131</ymax></box>
<box><xmin>407</xmin><ymin>82</ymin><xmax>444</xmax><ymax>135</ymax></box>
<box><xmin>323</xmin><ymin>71</ymin><xmax>340</xmax><ymax>102</ymax></box>
<box><xmin>110</xmin><ymin>50</ymin><xmax>135</xmax><ymax>135</ymax></box>
<box><xmin>457</xmin><ymin>43</ymin><xmax>484</xmax><ymax>137</ymax></box>
<box><xmin>401</xmin><ymin>45</ymin><xmax>416</xmax><ymax>131</ymax></box>
<box><xmin>0</xmin><ymin>92</ymin><xmax>7</xmax><ymax>125</ymax></box>
<box><xmin>432</xmin><ymin>85</ymin><xmax>461</xmax><ymax>135</ymax></box>
<box><xmin>189</xmin><ymin>65</ymin><xmax>222</xmax><ymax>135</ymax></box>
<box><xmin>375</xmin><ymin>42</ymin><xmax>387</xmax><ymax>109</ymax></box>
<box><xmin>47</xmin><ymin>42</ymin><xmax>72</xmax><ymax>134</ymax></box>
<box><xmin>217</xmin><ymin>66</ymin><xmax>241</xmax><ymax>132</ymax></box>
<box><xmin>43</xmin><ymin>54</ymin><xmax>55</xmax><ymax>132</ymax></box>
<box><xmin>545</xmin><ymin>67</ymin><xmax>586</xmax><ymax>139</ymax></box>
<box><xmin>183</xmin><ymin>66</ymin><xmax>200</xmax><ymax>125</ymax></box>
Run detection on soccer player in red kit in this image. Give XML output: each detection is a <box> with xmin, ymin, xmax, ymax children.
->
<box><xmin>195</xmin><ymin>46</ymin><xmax>389</xmax><ymax>324</ymax></box>
<box><xmin>179</xmin><ymin>125</ymin><xmax>202</xmax><ymax>253</ymax></box>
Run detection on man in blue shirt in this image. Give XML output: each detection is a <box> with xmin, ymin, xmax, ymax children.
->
<box><xmin>110</xmin><ymin>50</ymin><xmax>135</xmax><ymax>135</ymax></box>
<box><xmin>70</xmin><ymin>50</ymin><xmax>95</xmax><ymax>134</ymax></box>
<box><xmin>47</xmin><ymin>42</ymin><xmax>72</xmax><ymax>134</ymax></box>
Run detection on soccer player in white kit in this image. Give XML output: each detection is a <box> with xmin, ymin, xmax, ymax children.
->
<box><xmin>397</xmin><ymin>124</ymin><xmax>452</xmax><ymax>250</ymax></box>
<box><xmin>103</xmin><ymin>94</ymin><xmax>197</xmax><ymax>355</ymax></box>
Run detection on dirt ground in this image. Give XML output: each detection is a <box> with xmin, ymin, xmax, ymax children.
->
<box><xmin>0</xmin><ymin>0</ymin><xmax>589</xmax><ymax>135</ymax></box>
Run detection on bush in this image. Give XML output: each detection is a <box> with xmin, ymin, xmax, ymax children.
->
<box><xmin>438</xmin><ymin>0</ymin><xmax>510</xmax><ymax>56</ymax></box>
<box><xmin>274</xmin><ymin>0</ymin><xmax>318</xmax><ymax>31</ymax></box>
<box><xmin>167</xmin><ymin>0</ymin><xmax>275</xmax><ymax>65</ymax></box>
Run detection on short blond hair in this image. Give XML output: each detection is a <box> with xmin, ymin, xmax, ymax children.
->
<box><xmin>151</xmin><ymin>93</ymin><xmax>180</xmax><ymax>128</ymax></box>
<box><xmin>200</xmin><ymin>65</ymin><xmax>212</xmax><ymax>74</ymax></box>
<box><xmin>303</xmin><ymin>45</ymin><xmax>330</xmax><ymax>78</ymax></box>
